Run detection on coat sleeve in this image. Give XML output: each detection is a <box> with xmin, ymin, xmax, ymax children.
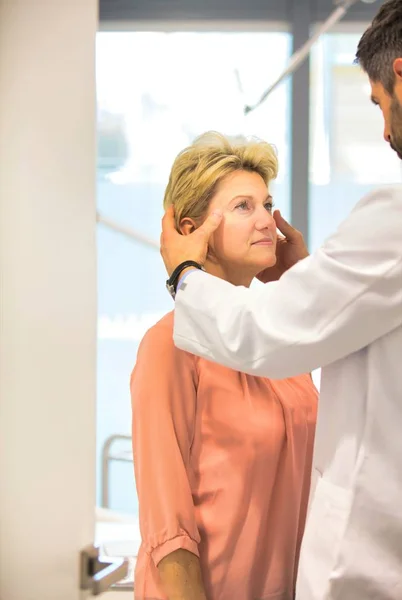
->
<box><xmin>131</xmin><ymin>318</ymin><xmax>200</xmax><ymax>567</ymax></box>
<box><xmin>173</xmin><ymin>186</ymin><xmax>402</xmax><ymax>379</ymax></box>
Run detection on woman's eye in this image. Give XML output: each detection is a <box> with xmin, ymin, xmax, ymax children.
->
<box><xmin>236</xmin><ymin>201</ymin><xmax>249</xmax><ymax>211</ymax></box>
<box><xmin>264</xmin><ymin>202</ymin><xmax>275</xmax><ymax>213</ymax></box>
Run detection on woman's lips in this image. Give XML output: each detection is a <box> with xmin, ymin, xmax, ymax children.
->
<box><xmin>252</xmin><ymin>239</ymin><xmax>273</xmax><ymax>246</ymax></box>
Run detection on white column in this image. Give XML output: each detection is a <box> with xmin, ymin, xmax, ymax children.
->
<box><xmin>0</xmin><ymin>1</ymin><xmax>98</xmax><ymax>599</ymax></box>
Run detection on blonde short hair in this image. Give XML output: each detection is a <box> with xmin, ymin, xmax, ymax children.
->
<box><xmin>163</xmin><ymin>131</ymin><xmax>278</xmax><ymax>230</ymax></box>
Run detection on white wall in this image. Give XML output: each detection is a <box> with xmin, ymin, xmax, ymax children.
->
<box><xmin>0</xmin><ymin>1</ymin><xmax>98</xmax><ymax>598</ymax></box>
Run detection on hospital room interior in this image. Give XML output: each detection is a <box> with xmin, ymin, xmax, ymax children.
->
<box><xmin>0</xmin><ymin>0</ymin><xmax>400</xmax><ymax>599</ymax></box>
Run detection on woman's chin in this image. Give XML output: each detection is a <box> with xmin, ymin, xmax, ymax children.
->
<box><xmin>250</xmin><ymin>246</ymin><xmax>276</xmax><ymax>261</ymax></box>
<box><xmin>252</xmin><ymin>257</ymin><xmax>277</xmax><ymax>270</ymax></box>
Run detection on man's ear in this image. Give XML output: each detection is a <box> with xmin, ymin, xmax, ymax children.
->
<box><xmin>179</xmin><ymin>217</ymin><xmax>197</xmax><ymax>236</ymax></box>
<box><xmin>393</xmin><ymin>57</ymin><xmax>402</xmax><ymax>80</ymax></box>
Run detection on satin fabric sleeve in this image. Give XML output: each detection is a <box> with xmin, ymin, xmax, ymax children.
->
<box><xmin>131</xmin><ymin>319</ymin><xmax>200</xmax><ymax>566</ymax></box>
<box><xmin>173</xmin><ymin>186</ymin><xmax>402</xmax><ymax>379</ymax></box>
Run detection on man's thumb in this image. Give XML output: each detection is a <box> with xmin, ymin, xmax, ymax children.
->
<box><xmin>198</xmin><ymin>210</ymin><xmax>223</xmax><ymax>238</ymax></box>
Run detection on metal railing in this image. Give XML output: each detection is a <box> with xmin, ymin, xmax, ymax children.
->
<box><xmin>101</xmin><ymin>434</ymin><xmax>133</xmax><ymax>509</ymax></box>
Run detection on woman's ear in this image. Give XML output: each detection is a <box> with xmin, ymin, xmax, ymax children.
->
<box><xmin>179</xmin><ymin>217</ymin><xmax>197</xmax><ymax>236</ymax></box>
<box><xmin>180</xmin><ymin>214</ymin><xmax>218</xmax><ymax>263</ymax></box>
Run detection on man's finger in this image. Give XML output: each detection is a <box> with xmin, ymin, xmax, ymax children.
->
<box><xmin>161</xmin><ymin>205</ymin><xmax>177</xmax><ymax>237</ymax></box>
<box><xmin>274</xmin><ymin>209</ymin><xmax>300</xmax><ymax>241</ymax></box>
<box><xmin>197</xmin><ymin>210</ymin><xmax>223</xmax><ymax>240</ymax></box>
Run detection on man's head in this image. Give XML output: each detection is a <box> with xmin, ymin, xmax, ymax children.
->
<box><xmin>356</xmin><ymin>0</ymin><xmax>402</xmax><ymax>157</ymax></box>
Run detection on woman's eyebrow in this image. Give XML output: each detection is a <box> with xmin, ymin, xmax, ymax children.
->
<box><xmin>231</xmin><ymin>194</ymin><xmax>253</xmax><ymax>202</ymax></box>
<box><xmin>230</xmin><ymin>194</ymin><xmax>273</xmax><ymax>202</ymax></box>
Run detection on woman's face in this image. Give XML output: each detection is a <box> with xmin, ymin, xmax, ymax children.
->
<box><xmin>206</xmin><ymin>170</ymin><xmax>277</xmax><ymax>285</ymax></box>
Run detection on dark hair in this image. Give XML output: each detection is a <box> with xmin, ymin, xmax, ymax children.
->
<box><xmin>355</xmin><ymin>0</ymin><xmax>402</xmax><ymax>95</ymax></box>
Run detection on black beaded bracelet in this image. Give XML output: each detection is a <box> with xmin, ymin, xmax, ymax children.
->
<box><xmin>166</xmin><ymin>260</ymin><xmax>205</xmax><ymax>299</ymax></box>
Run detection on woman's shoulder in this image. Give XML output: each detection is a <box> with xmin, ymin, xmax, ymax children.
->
<box><xmin>139</xmin><ymin>311</ymin><xmax>196</xmax><ymax>364</ymax></box>
<box><xmin>138</xmin><ymin>311</ymin><xmax>174</xmax><ymax>351</ymax></box>
<box><xmin>144</xmin><ymin>310</ymin><xmax>174</xmax><ymax>338</ymax></box>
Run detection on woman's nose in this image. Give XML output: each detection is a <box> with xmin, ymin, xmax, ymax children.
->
<box><xmin>255</xmin><ymin>206</ymin><xmax>275</xmax><ymax>230</ymax></box>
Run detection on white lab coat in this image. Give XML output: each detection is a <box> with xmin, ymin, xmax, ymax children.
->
<box><xmin>173</xmin><ymin>186</ymin><xmax>402</xmax><ymax>599</ymax></box>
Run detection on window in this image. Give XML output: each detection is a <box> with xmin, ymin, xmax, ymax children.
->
<box><xmin>95</xmin><ymin>30</ymin><xmax>291</xmax><ymax>531</ymax></box>
<box><xmin>309</xmin><ymin>33</ymin><xmax>402</xmax><ymax>251</ymax></box>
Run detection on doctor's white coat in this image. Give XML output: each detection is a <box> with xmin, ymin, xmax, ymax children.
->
<box><xmin>173</xmin><ymin>187</ymin><xmax>402</xmax><ymax>599</ymax></box>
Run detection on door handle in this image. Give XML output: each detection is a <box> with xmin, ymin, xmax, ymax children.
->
<box><xmin>80</xmin><ymin>544</ymin><xmax>129</xmax><ymax>595</ymax></box>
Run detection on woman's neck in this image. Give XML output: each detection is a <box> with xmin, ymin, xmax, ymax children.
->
<box><xmin>204</xmin><ymin>260</ymin><xmax>255</xmax><ymax>288</ymax></box>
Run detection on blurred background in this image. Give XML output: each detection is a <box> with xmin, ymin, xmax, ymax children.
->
<box><xmin>95</xmin><ymin>0</ymin><xmax>402</xmax><ymax>524</ymax></box>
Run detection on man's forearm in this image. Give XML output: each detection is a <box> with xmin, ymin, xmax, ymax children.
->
<box><xmin>158</xmin><ymin>548</ymin><xmax>207</xmax><ymax>600</ymax></box>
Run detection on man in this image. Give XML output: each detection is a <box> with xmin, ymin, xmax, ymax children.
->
<box><xmin>159</xmin><ymin>1</ymin><xmax>402</xmax><ymax>599</ymax></box>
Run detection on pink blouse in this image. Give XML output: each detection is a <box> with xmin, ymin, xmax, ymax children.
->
<box><xmin>131</xmin><ymin>312</ymin><xmax>317</xmax><ymax>600</ymax></box>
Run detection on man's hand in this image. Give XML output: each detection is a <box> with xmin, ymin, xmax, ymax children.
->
<box><xmin>257</xmin><ymin>210</ymin><xmax>309</xmax><ymax>283</ymax></box>
<box><xmin>161</xmin><ymin>206</ymin><xmax>223</xmax><ymax>276</ymax></box>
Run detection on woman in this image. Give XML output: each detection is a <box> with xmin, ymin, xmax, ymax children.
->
<box><xmin>131</xmin><ymin>132</ymin><xmax>317</xmax><ymax>600</ymax></box>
